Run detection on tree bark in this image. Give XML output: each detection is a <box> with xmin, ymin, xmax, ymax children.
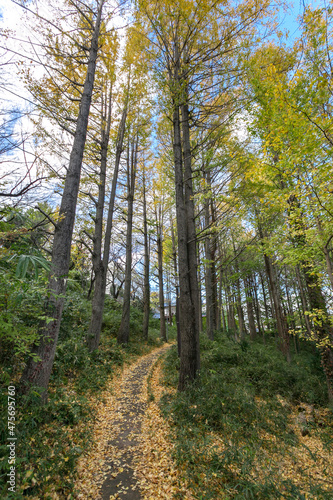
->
<box><xmin>20</xmin><ymin>1</ymin><xmax>104</xmax><ymax>399</ymax></box>
<box><xmin>117</xmin><ymin>138</ymin><xmax>138</xmax><ymax>344</ymax></box>
<box><xmin>232</xmin><ymin>242</ymin><xmax>246</xmax><ymax>339</ymax></box>
<box><xmin>87</xmin><ymin>100</ymin><xmax>128</xmax><ymax>351</ymax></box>
<box><xmin>304</xmin><ymin>265</ymin><xmax>333</xmax><ymax>401</ymax></box>
<box><xmin>204</xmin><ymin>168</ymin><xmax>217</xmax><ymax>340</ymax></box>
<box><xmin>86</xmin><ymin>85</ymin><xmax>112</xmax><ymax>351</ymax></box>
<box><xmin>170</xmin><ymin>213</ymin><xmax>181</xmax><ymax>356</ymax></box>
<box><xmin>173</xmin><ymin>95</ymin><xmax>199</xmax><ymax>390</ymax></box>
<box><xmin>181</xmin><ymin>98</ymin><xmax>200</xmax><ymax>368</ymax></box>
<box><xmin>295</xmin><ymin>265</ymin><xmax>312</xmax><ymax>337</ymax></box>
<box><xmin>259</xmin><ymin>270</ymin><xmax>270</xmax><ymax>327</ymax></box>
<box><xmin>156</xmin><ymin>205</ymin><xmax>167</xmax><ymax>342</ymax></box>
<box><xmin>244</xmin><ymin>277</ymin><xmax>256</xmax><ymax>340</ymax></box>
<box><xmin>197</xmin><ymin>242</ymin><xmax>204</xmax><ymax>334</ymax></box>
<box><xmin>252</xmin><ymin>274</ymin><xmax>263</xmax><ymax>336</ymax></box>
<box><xmin>288</xmin><ymin>194</ymin><xmax>333</xmax><ymax>399</ymax></box>
<box><xmin>258</xmin><ymin>225</ymin><xmax>290</xmax><ymax>361</ymax></box>
<box><xmin>142</xmin><ymin>168</ymin><xmax>150</xmax><ymax>340</ymax></box>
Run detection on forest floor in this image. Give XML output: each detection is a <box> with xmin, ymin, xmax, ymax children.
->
<box><xmin>74</xmin><ymin>343</ymin><xmax>189</xmax><ymax>499</ymax></box>
<box><xmin>74</xmin><ymin>337</ymin><xmax>333</xmax><ymax>500</ymax></box>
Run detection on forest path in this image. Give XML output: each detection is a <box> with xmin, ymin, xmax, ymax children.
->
<box><xmin>98</xmin><ymin>344</ymin><xmax>171</xmax><ymax>499</ymax></box>
<box><xmin>75</xmin><ymin>342</ymin><xmax>195</xmax><ymax>499</ymax></box>
<box><xmin>100</xmin><ymin>346</ymin><xmax>170</xmax><ymax>500</ymax></box>
<box><xmin>76</xmin><ymin>343</ymin><xmax>171</xmax><ymax>499</ymax></box>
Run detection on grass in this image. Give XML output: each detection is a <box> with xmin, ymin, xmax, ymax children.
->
<box><xmin>160</xmin><ymin>331</ymin><xmax>333</xmax><ymax>499</ymax></box>
<box><xmin>0</xmin><ymin>297</ymin><xmax>165</xmax><ymax>499</ymax></box>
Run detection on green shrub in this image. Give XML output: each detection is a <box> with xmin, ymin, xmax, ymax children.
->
<box><xmin>160</xmin><ymin>332</ymin><xmax>331</xmax><ymax>499</ymax></box>
<box><xmin>59</xmin><ymin>291</ymin><xmax>91</xmax><ymax>341</ymax></box>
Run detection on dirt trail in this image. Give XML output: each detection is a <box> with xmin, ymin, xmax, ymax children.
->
<box><xmin>98</xmin><ymin>345</ymin><xmax>171</xmax><ymax>500</ymax></box>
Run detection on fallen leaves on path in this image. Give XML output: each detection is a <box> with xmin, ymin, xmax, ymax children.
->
<box><xmin>74</xmin><ymin>362</ymin><xmax>125</xmax><ymax>499</ymax></box>
<box><xmin>133</xmin><ymin>360</ymin><xmax>194</xmax><ymax>499</ymax></box>
<box><xmin>74</xmin><ymin>344</ymin><xmax>190</xmax><ymax>499</ymax></box>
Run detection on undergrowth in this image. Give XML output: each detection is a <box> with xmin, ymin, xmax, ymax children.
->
<box><xmin>0</xmin><ymin>296</ymin><xmax>164</xmax><ymax>499</ymax></box>
<box><xmin>160</xmin><ymin>332</ymin><xmax>333</xmax><ymax>500</ymax></box>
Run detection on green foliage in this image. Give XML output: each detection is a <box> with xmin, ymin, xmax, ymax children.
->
<box><xmin>0</xmin><ymin>270</ymin><xmax>48</xmax><ymax>364</ymax></box>
<box><xmin>0</xmin><ymin>206</ymin><xmax>52</xmax><ymax>366</ymax></box>
<box><xmin>0</xmin><ymin>200</ymin><xmax>164</xmax><ymax>499</ymax></box>
<box><xmin>160</xmin><ymin>333</ymin><xmax>332</xmax><ymax>499</ymax></box>
<box><xmin>59</xmin><ymin>291</ymin><xmax>92</xmax><ymax>341</ymax></box>
<box><xmin>0</xmin><ymin>296</ymin><xmax>163</xmax><ymax>498</ymax></box>
<box><xmin>12</xmin><ymin>253</ymin><xmax>50</xmax><ymax>279</ymax></box>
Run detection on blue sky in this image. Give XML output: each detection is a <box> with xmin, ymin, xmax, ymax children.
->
<box><xmin>278</xmin><ymin>0</ymin><xmax>326</xmax><ymax>43</ymax></box>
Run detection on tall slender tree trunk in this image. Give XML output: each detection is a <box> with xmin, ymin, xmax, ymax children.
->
<box><xmin>204</xmin><ymin>168</ymin><xmax>217</xmax><ymax>340</ymax></box>
<box><xmin>252</xmin><ymin>274</ymin><xmax>263</xmax><ymax>336</ymax></box>
<box><xmin>217</xmin><ymin>265</ymin><xmax>222</xmax><ymax>331</ymax></box>
<box><xmin>323</xmin><ymin>246</ymin><xmax>333</xmax><ymax>292</ymax></box>
<box><xmin>170</xmin><ymin>213</ymin><xmax>181</xmax><ymax>356</ymax></box>
<box><xmin>232</xmin><ymin>243</ymin><xmax>245</xmax><ymax>339</ymax></box>
<box><xmin>265</xmin><ymin>254</ymin><xmax>290</xmax><ymax>361</ymax></box>
<box><xmin>205</xmin><ymin>197</ymin><xmax>214</xmax><ymax>340</ymax></box>
<box><xmin>304</xmin><ymin>266</ymin><xmax>333</xmax><ymax>401</ymax></box>
<box><xmin>245</xmin><ymin>277</ymin><xmax>256</xmax><ymax>340</ymax></box>
<box><xmin>87</xmin><ymin>101</ymin><xmax>128</xmax><ymax>351</ymax></box>
<box><xmin>173</xmin><ymin>94</ymin><xmax>199</xmax><ymax>390</ymax></box>
<box><xmin>156</xmin><ymin>205</ymin><xmax>167</xmax><ymax>342</ymax></box>
<box><xmin>181</xmin><ymin>98</ymin><xmax>200</xmax><ymax>368</ymax></box>
<box><xmin>167</xmin><ymin>272</ymin><xmax>173</xmax><ymax>325</ymax></box>
<box><xmin>317</xmin><ymin>219</ymin><xmax>333</xmax><ymax>292</ymax></box>
<box><xmin>117</xmin><ymin>138</ymin><xmax>138</xmax><ymax>344</ymax></box>
<box><xmin>142</xmin><ymin>169</ymin><xmax>150</xmax><ymax>340</ymax></box>
<box><xmin>236</xmin><ymin>283</ymin><xmax>246</xmax><ymax>339</ymax></box>
<box><xmin>295</xmin><ymin>266</ymin><xmax>312</xmax><ymax>337</ymax></box>
<box><xmin>259</xmin><ymin>270</ymin><xmax>270</xmax><ymax>326</ymax></box>
<box><xmin>224</xmin><ymin>270</ymin><xmax>235</xmax><ymax>332</ymax></box>
<box><xmin>197</xmin><ymin>243</ymin><xmax>203</xmax><ymax>334</ymax></box>
<box><xmin>288</xmin><ymin>195</ymin><xmax>333</xmax><ymax>399</ymax></box>
<box><xmin>20</xmin><ymin>2</ymin><xmax>104</xmax><ymax>399</ymax></box>
<box><xmin>284</xmin><ymin>266</ymin><xmax>296</xmax><ymax>335</ymax></box>
<box><xmin>86</xmin><ymin>86</ymin><xmax>112</xmax><ymax>351</ymax></box>
<box><xmin>258</xmin><ymin>223</ymin><xmax>290</xmax><ymax>360</ymax></box>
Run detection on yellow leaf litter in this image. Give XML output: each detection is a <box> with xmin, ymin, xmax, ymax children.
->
<box><xmin>74</xmin><ymin>344</ymin><xmax>192</xmax><ymax>499</ymax></box>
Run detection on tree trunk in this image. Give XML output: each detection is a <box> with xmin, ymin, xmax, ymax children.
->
<box><xmin>142</xmin><ymin>169</ymin><xmax>150</xmax><ymax>340</ymax></box>
<box><xmin>258</xmin><ymin>226</ymin><xmax>290</xmax><ymax>361</ymax></box>
<box><xmin>87</xmin><ymin>100</ymin><xmax>128</xmax><ymax>351</ymax></box>
<box><xmin>19</xmin><ymin>2</ymin><xmax>104</xmax><ymax>399</ymax></box>
<box><xmin>173</xmin><ymin>94</ymin><xmax>199</xmax><ymax>390</ymax></box>
<box><xmin>304</xmin><ymin>266</ymin><xmax>333</xmax><ymax>401</ymax></box>
<box><xmin>284</xmin><ymin>266</ymin><xmax>296</xmax><ymax>336</ymax></box>
<box><xmin>225</xmin><ymin>271</ymin><xmax>235</xmax><ymax>332</ymax></box>
<box><xmin>181</xmin><ymin>99</ymin><xmax>200</xmax><ymax>369</ymax></box>
<box><xmin>245</xmin><ymin>277</ymin><xmax>256</xmax><ymax>340</ymax></box>
<box><xmin>197</xmin><ymin>242</ymin><xmax>203</xmax><ymax>334</ymax></box>
<box><xmin>219</xmin><ymin>267</ymin><xmax>227</xmax><ymax>332</ymax></box>
<box><xmin>252</xmin><ymin>274</ymin><xmax>263</xmax><ymax>336</ymax></box>
<box><xmin>317</xmin><ymin>219</ymin><xmax>333</xmax><ymax>292</ymax></box>
<box><xmin>86</xmin><ymin>86</ymin><xmax>112</xmax><ymax>351</ymax></box>
<box><xmin>170</xmin><ymin>213</ymin><xmax>181</xmax><ymax>356</ymax></box>
<box><xmin>204</xmin><ymin>168</ymin><xmax>217</xmax><ymax>340</ymax></box>
<box><xmin>259</xmin><ymin>270</ymin><xmax>270</xmax><ymax>327</ymax></box>
<box><xmin>156</xmin><ymin>206</ymin><xmax>167</xmax><ymax>342</ymax></box>
<box><xmin>117</xmin><ymin>138</ymin><xmax>138</xmax><ymax>344</ymax></box>
<box><xmin>167</xmin><ymin>273</ymin><xmax>173</xmax><ymax>325</ymax></box>
<box><xmin>288</xmin><ymin>194</ymin><xmax>333</xmax><ymax>399</ymax></box>
<box><xmin>205</xmin><ymin>194</ymin><xmax>214</xmax><ymax>340</ymax></box>
<box><xmin>323</xmin><ymin>244</ymin><xmax>333</xmax><ymax>292</ymax></box>
<box><xmin>295</xmin><ymin>265</ymin><xmax>312</xmax><ymax>337</ymax></box>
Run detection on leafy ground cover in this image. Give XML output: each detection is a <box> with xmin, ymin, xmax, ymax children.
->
<box><xmin>74</xmin><ymin>344</ymin><xmax>172</xmax><ymax>499</ymax></box>
<box><xmin>0</xmin><ymin>296</ymin><xmax>166</xmax><ymax>499</ymax></box>
<box><xmin>159</xmin><ymin>333</ymin><xmax>333</xmax><ymax>499</ymax></box>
